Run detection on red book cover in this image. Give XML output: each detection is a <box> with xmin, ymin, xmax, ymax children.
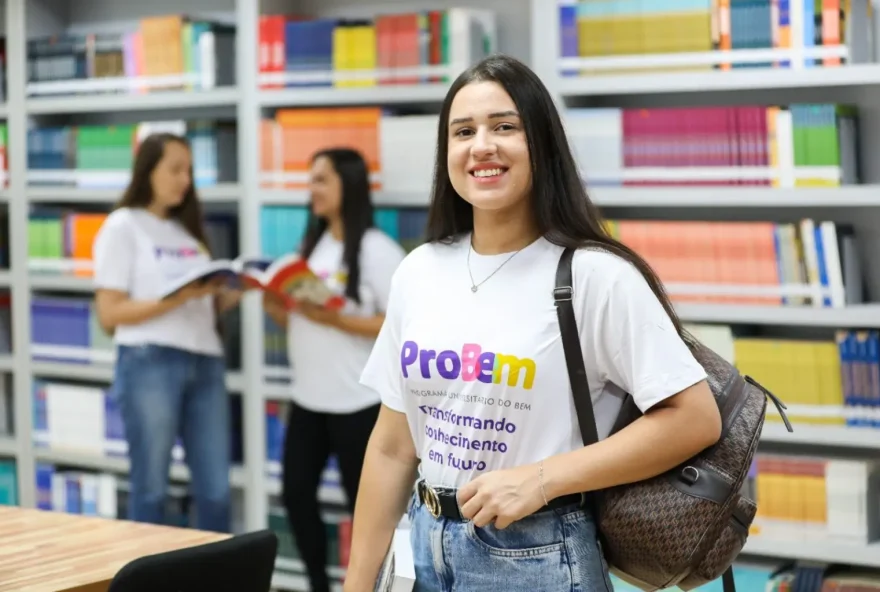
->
<box><xmin>242</xmin><ymin>253</ymin><xmax>346</xmax><ymax>311</ymax></box>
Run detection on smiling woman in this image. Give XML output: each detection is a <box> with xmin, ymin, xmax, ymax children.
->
<box><xmin>445</xmin><ymin>91</ymin><xmax>534</xmax><ymax>254</ymax></box>
<box><xmin>342</xmin><ymin>54</ymin><xmax>721</xmax><ymax>592</ymax></box>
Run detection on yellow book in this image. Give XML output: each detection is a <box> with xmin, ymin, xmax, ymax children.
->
<box><xmin>816</xmin><ymin>341</ymin><xmax>845</xmax><ymax>425</ymax></box>
<box><xmin>349</xmin><ymin>22</ymin><xmax>377</xmax><ymax>88</ymax></box>
<box><xmin>767</xmin><ymin>107</ymin><xmax>780</xmax><ymax>187</ymax></box>
<box><xmin>332</xmin><ymin>24</ymin><xmax>353</xmax><ymax>88</ymax></box>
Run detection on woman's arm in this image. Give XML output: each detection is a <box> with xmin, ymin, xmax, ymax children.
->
<box><xmin>95</xmin><ymin>282</ymin><xmax>215</xmax><ymax>332</ymax></box>
<box><xmin>214</xmin><ymin>287</ymin><xmax>245</xmax><ymax>315</ymax></box>
<box><xmin>332</xmin><ymin>313</ymin><xmax>385</xmax><ymax>338</ymax></box>
<box><xmin>541</xmin><ymin>257</ymin><xmax>721</xmax><ymax>495</ymax></box>
<box><xmin>343</xmin><ymin>405</ymin><xmax>419</xmax><ymax>592</ymax></box>
<box><xmin>263</xmin><ymin>293</ymin><xmax>289</xmax><ymax>330</ymax></box>
<box><xmin>542</xmin><ymin>380</ymin><xmax>720</xmax><ymax>499</ymax></box>
<box><xmin>295</xmin><ymin>303</ymin><xmax>385</xmax><ymax>339</ymax></box>
<box><xmin>329</xmin><ymin>233</ymin><xmax>404</xmax><ymax>339</ymax></box>
<box><xmin>457</xmin><ymin>380</ymin><xmax>720</xmax><ymax>529</ymax></box>
<box><xmin>458</xmin><ymin>256</ymin><xmax>721</xmax><ymax>529</ymax></box>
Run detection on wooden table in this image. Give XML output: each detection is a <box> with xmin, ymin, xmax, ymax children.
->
<box><xmin>0</xmin><ymin>505</ymin><xmax>231</xmax><ymax>591</ymax></box>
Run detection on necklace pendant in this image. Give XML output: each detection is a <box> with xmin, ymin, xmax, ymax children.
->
<box><xmin>471</xmin><ymin>285</ymin><xmax>478</xmax><ymax>293</ymax></box>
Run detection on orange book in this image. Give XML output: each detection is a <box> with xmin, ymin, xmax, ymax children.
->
<box><xmin>274</xmin><ymin>107</ymin><xmax>382</xmax><ymax>190</ymax></box>
<box><xmin>67</xmin><ymin>212</ymin><xmax>108</xmax><ymax>277</ymax></box>
<box><xmin>139</xmin><ymin>15</ymin><xmax>184</xmax><ymax>78</ymax></box>
<box><xmin>718</xmin><ymin>0</ymin><xmax>731</xmax><ymax>70</ymax></box>
<box><xmin>822</xmin><ymin>0</ymin><xmax>841</xmax><ymax>66</ymax></box>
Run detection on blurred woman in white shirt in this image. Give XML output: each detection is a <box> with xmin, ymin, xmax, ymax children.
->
<box><xmin>92</xmin><ymin>133</ymin><xmax>242</xmax><ymax>533</ymax></box>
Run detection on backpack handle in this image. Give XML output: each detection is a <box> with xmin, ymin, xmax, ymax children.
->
<box><xmin>553</xmin><ymin>247</ymin><xmax>737</xmax><ymax>592</ymax></box>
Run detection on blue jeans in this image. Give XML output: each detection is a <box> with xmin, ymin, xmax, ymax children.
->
<box><xmin>406</xmin><ymin>489</ymin><xmax>614</xmax><ymax>592</ymax></box>
<box><xmin>112</xmin><ymin>343</ymin><xmax>231</xmax><ymax>532</ymax></box>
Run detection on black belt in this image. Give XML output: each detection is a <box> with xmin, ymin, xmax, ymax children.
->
<box><xmin>416</xmin><ymin>479</ymin><xmax>587</xmax><ymax>521</ymax></box>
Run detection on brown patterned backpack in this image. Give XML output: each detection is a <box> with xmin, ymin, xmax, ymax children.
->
<box><xmin>553</xmin><ymin>247</ymin><xmax>793</xmax><ymax>592</ymax></box>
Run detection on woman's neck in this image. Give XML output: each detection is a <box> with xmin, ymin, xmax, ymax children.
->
<box><xmin>471</xmin><ymin>204</ymin><xmax>540</xmax><ymax>255</ymax></box>
<box><xmin>146</xmin><ymin>203</ymin><xmax>170</xmax><ymax>219</ymax></box>
<box><xmin>327</xmin><ymin>216</ymin><xmax>344</xmax><ymax>241</ymax></box>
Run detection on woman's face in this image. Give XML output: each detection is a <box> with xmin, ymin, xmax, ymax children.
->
<box><xmin>446</xmin><ymin>81</ymin><xmax>532</xmax><ymax>214</ymax></box>
<box><xmin>149</xmin><ymin>141</ymin><xmax>192</xmax><ymax>209</ymax></box>
<box><xmin>309</xmin><ymin>155</ymin><xmax>343</xmax><ymax>219</ymax></box>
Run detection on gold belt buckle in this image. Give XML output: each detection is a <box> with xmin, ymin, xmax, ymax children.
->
<box><xmin>422</xmin><ymin>483</ymin><xmax>441</xmax><ymax>518</ymax></box>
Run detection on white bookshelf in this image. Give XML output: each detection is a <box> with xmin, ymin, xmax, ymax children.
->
<box><xmin>591</xmin><ymin>186</ymin><xmax>880</xmax><ymax>208</ymax></box>
<box><xmin>28</xmin><ymin>184</ymin><xmax>241</xmax><ymax>204</ymax></box>
<box><xmin>556</xmin><ymin>63</ymin><xmax>880</xmax><ymax>97</ymax></box>
<box><xmin>676</xmin><ymin>303</ymin><xmax>880</xmax><ymax>328</ymax></box>
<box><xmin>742</xmin><ymin>536</ymin><xmax>880</xmax><ymax>568</ymax></box>
<box><xmin>0</xmin><ymin>0</ymin><xmax>875</xmax><ymax>589</ymax></box>
<box><xmin>258</xmin><ymin>84</ymin><xmax>448</xmax><ymax>108</ymax></box>
<box><xmin>761</xmin><ymin>422</ymin><xmax>880</xmax><ymax>449</ymax></box>
<box><xmin>0</xmin><ymin>435</ymin><xmax>17</xmax><ymax>456</ymax></box>
<box><xmin>25</xmin><ymin>87</ymin><xmax>242</xmax><ymax>114</ymax></box>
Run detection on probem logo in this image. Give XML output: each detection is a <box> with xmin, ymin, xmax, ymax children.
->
<box><xmin>400</xmin><ymin>340</ymin><xmax>536</xmax><ymax>389</ymax></box>
<box><xmin>154</xmin><ymin>246</ymin><xmax>201</xmax><ymax>259</ymax></box>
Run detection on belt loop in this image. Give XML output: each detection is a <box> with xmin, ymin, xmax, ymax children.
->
<box><xmin>412</xmin><ymin>481</ymin><xmax>422</xmax><ymax>508</ymax></box>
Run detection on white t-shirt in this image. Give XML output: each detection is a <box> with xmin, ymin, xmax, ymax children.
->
<box><xmin>359</xmin><ymin>234</ymin><xmax>708</xmax><ymax>488</ymax></box>
<box><xmin>288</xmin><ymin>228</ymin><xmax>406</xmax><ymax>413</ymax></box>
<box><xmin>92</xmin><ymin>207</ymin><xmax>223</xmax><ymax>356</ymax></box>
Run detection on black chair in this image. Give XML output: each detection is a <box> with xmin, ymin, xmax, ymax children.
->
<box><xmin>107</xmin><ymin>529</ymin><xmax>278</xmax><ymax>592</ymax></box>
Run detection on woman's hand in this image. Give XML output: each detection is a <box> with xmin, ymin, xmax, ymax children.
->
<box><xmin>174</xmin><ymin>278</ymin><xmax>224</xmax><ymax>303</ymax></box>
<box><xmin>262</xmin><ymin>291</ymin><xmax>291</xmax><ymax>329</ymax></box>
<box><xmin>297</xmin><ymin>301</ymin><xmax>340</xmax><ymax>327</ymax></box>
<box><xmin>457</xmin><ymin>463</ymin><xmax>546</xmax><ymax>529</ymax></box>
<box><xmin>262</xmin><ymin>290</ymin><xmax>285</xmax><ymax>309</ymax></box>
<box><xmin>216</xmin><ymin>285</ymin><xmax>245</xmax><ymax>313</ymax></box>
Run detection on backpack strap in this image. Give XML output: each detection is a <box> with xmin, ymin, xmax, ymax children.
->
<box><xmin>553</xmin><ymin>247</ymin><xmax>737</xmax><ymax>592</ymax></box>
<box><xmin>722</xmin><ymin>566</ymin><xmax>736</xmax><ymax>592</ymax></box>
<box><xmin>553</xmin><ymin>247</ymin><xmax>599</xmax><ymax>447</ymax></box>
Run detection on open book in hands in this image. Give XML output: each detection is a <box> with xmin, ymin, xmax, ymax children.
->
<box><xmin>157</xmin><ymin>253</ymin><xmax>346</xmax><ymax>311</ymax></box>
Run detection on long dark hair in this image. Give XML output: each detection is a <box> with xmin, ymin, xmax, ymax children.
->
<box><xmin>300</xmin><ymin>148</ymin><xmax>375</xmax><ymax>304</ymax></box>
<box><xmin>116</xmin><ymin>132</ymin><xmax>210</xmax><ymax>253</ymax></box>
<box><xmin>426</xmin><ymin>54</ymin><xmax>687</xmax><ymax>339</ymax></box>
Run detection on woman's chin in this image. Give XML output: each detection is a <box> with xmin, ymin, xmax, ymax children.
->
<box><xmin>460</xmin><ymin>191</ymin><xmax>523</xmax><ymax>212</ymax></box>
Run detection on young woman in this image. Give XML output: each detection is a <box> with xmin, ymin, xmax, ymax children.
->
<box><xmin>92</xmin><ymin>133</ymin><xmax>243</xmax><ymax>533</ymax></box>
<box><xmin>262</xmin><ymin>148</ymin><xmax>405</xmax><ymax>592</ymax></box>
<box><xmin>344</xmin><ymin>54</ymin><xmax>723</xmax><ymax>591</ymax></box>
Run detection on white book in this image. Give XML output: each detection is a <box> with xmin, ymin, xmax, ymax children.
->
<box><xmin>375</xmin><ymin>527</ymin><xmax>415</xmax><ymax>592</ymax></box>
<box><xmin>155</xmin><ymin>255</ymin><xmax>273</xmax><ymax>300</ymax></box>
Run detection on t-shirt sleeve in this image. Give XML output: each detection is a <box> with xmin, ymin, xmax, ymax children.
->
<box><xmin>361</xmin><ymin>231</ymin><xmax>406</xmax><ymax>313</ymax></box>
<box><xmin>360</xmin><ymin>262</ymin><xmax>407</xmax><ymax>412</ymax></box>
<box><xmin>588</xmin><ymin>257</ymin><xmax>708</xmax><ymax>413</ymax></box>
<box><xmin>92</xmin><ymin>213</ymin><xmax>135</xmax><ymax>292</ymax></box>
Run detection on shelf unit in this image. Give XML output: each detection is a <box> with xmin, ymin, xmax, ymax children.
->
<box><xmin>528</xmin><ymin>0</ymin><xmax>880</xmax><ymax>579</ymax></box>
<box><xmin>742</xmin><ymin>537</ymin><xmax>880</xmax><ymax>569</ymax></box>
<box><xmin>0</xmin><ymin>0</ymin><xmax>877</xmax><ymax>588</ymax></box>
<box><xmin>0</xmin><ymin>0</ymin><xmax>265</xmax><ymax>533</ymax></box>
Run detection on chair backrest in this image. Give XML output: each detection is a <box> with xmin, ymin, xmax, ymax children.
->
<box><xmin>108</xmin><ymin>529</ymin><xmax>278</xmax><ymax>592</ymax></box>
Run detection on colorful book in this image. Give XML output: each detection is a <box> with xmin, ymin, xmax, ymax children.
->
<box><xmin>156</xmin><ymin>256</ymin><xmax>269</xmax><ymax>299</ymax></box>
<box><xmin>240</xmin><ymin>253</ymin><xmax>346</xmax><ymax>311</ymax></box>
<box><xmin>157</xmin><ymin>253</ymin><xmax>345</xmax><ymax>311</ymax></box>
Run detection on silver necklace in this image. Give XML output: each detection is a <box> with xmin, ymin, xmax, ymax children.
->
<box><xmin>466</xmin><ymin>239</ymin><xmax>523</xmax><ymax>293</ymax></box>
